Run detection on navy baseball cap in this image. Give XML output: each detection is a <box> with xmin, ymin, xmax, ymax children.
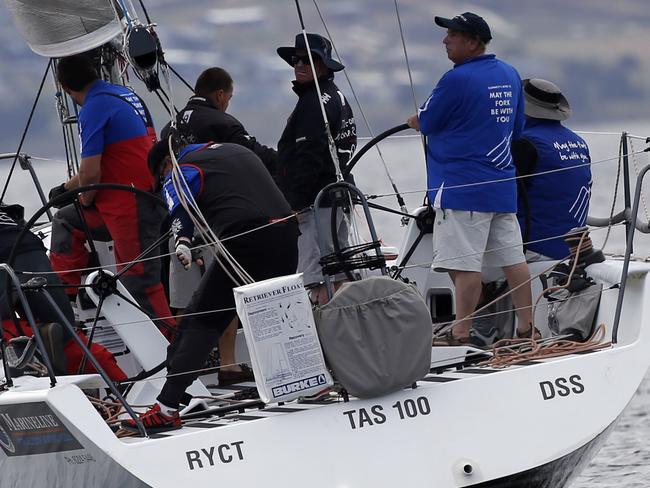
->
<box><xmin>434</xmin><ymin>12</ymin><xmax>492</xmax><ymax>43</ymax></box>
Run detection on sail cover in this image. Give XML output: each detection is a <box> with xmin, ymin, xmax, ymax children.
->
<box><xmin>3</xmin><ymin>0</ymin><xmax>122</xmax><ymax>57</ymax></box>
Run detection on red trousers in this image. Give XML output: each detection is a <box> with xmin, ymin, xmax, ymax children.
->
<box><xmin>2</xmin><ymin>319</ymin><xmax>127</xmax><ymax>381</ymax></box>
<box><xmin>49</xmin><ymin>194</ymin><xmax>175</xmax><ymax>336</ymax></box>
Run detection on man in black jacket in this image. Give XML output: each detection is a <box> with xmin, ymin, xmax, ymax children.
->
<box><xmin>161</xmin><ymin>67</ymin><xmax>278</xmax><ymax>382</ymax></box>
<box><xmin>161</xmin><ymin>67</ymin><xmax>277</xmax><ymax>175</ymax></box>
<box><xmin>122</xmin><ymin>141</ymin><xmax>298</xmax><ymax>432</ymax></box>
<box><xmin>276</xmin><ymin>33</ymin><xmax>357</xmax><ymax>303</ymax></box>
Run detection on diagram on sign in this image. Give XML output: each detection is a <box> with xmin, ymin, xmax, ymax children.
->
<box><xmin>278</xmin><ymin>300</ymin><xmax>311</xmax><ymax>329</ymax></box>
<box><xmin>263</xmin><ymin>343</ymin><xmax>292</xmax><ymax>383</ymax></box>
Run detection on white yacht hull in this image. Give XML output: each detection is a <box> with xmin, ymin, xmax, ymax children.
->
<box><xmin>0</xmin><ymin>292</ymin><xmax>647</xmax><ymax>488</ymax></box>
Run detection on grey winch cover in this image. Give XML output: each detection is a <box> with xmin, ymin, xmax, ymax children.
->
<box><xmin>313</xmin><ymin>276</ymin><xmax>432</xmax><ymax>398</ymax></box>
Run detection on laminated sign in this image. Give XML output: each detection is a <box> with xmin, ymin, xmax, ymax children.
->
<box><xmin>234</xmin><ymin>273</ymin><xmax>333</xmax><ymax>403</ymax></box>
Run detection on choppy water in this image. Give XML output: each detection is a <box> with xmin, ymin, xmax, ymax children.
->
<box><xmin>574</xmin><ymin>372</ymin><xmax>650</xmax><ymax>486</ymax></box>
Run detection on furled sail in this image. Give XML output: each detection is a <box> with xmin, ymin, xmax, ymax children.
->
<box><xmin>3</xmin><ymin>0</ymin><xmax>122</xmax><ymax>58</ymax></box>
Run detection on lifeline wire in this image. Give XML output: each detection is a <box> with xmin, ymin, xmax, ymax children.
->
<box><xmin>368</xmin><ymin>148</ymin><xmax>648</xmax><ymax>200</ymax></box>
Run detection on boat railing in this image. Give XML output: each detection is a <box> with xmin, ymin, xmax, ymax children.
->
<box><xmin>610</xmin><ymin>161</ymin><xmax>650</xmax><ymax>344</ymax></box>
<box><xmin>0</xmin><ymin>262</ymin><xmax>147</xmax><ymax>436</ymax></box>
<box><xmin>313</xmin><ymin>181</ymin><xmax>387</xmax><ymax>299</ymax></box>
<box><xmin>0</xmin><ymin>152</ymin><xmax>52</xmax><ymax>221</ymax></box>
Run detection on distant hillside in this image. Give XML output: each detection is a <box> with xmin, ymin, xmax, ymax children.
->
<box><xmin>1</xmin><ymin>0</ymin><xmax>649</xmax><ymax>158</ymax></box>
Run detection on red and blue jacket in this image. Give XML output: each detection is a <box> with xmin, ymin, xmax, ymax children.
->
<box><xmin>79</xmin><ymin>80</ymin><xmax>156</xmax><ymax>214</ymax></box>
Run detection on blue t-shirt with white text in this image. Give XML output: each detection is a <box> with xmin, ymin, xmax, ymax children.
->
<box><xmin>418</xmin><ymin>54</ymin><xmax>524</xmax><ymax>213</ymax></box>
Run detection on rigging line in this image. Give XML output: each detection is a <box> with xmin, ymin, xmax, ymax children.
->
<box><xmin>629</xmin><ymin>138</ymin><xmax>650</xmax><ymax>221</ymax></box>
<box><xmin>136</xmin><ymin>0</ymin><xmax>152</xmax><ymax>24</ymax></box>
<box><xmin>115</xmin><ymin>228</ymin><xmax>172</xmax><ymax>279</ymax></box>
<box><xmin>313</xmin><ymin>0</ymin><xmax>408</xmax><ymax>215</ymax></box>
<box><xmin>167</xmin><ymin>64</ymin><xmax>194</xmax><ymax>93</ymax></box>
<box><xmin>52</xmin><ymin>67</ymin><xmax>80</xmax><ymax>177</ymax></box>
<box><xmin>293</xmin><ymin>2</ymin><xmax>364</xmax><ymax>263</ymax></box>
<box><xmin>0</xmin><ymin>59</ymin><xmax>52</xmax><ymax>203</ymax></box>
<box><xmin>601</xmin><ymin>138</ymin><xmax>623</xmax><ymax>251</ymax></box>
<box><xmin>575</xmin><ymin>130</ymin><xmax>650</xmax><ymax>141</ymax></box>
<box><xmin>367</xmin><ymin>148</ymin><xmax>646</xmax><ymax>199</ymax></box>
<box><xmin>393</xmin><ymin>0</ymin><xmax>426</xmax><ymax>157</ymax></box>
<box><xmin>117</xmin><ymin>359</ymin><xmax>253</xmax><ymax>386</ymax></box>
<box><xmin>429</xmin><ymin>286</ymin><xmax>619</xmax><ymax>332</ymax></box>
<box><xmin>109</xmin><ymin>0</ymin><xmax>135</xmax><ymax>31</ymax></box>
<box><xmin>169</xmin><ymin>137</ymin><xmax>253</xmax><ymax>284</ymax></box>
<box><xmin>293</xmin><ymin>0</ymin><xmax>344</xmax><ymax>183</ymax></box>
<box><xmin>32</xmin><ymin>212</ymin><xmax>303</xmax><ymax>277</ymax></box>
<box><xmin>436</xmin><ymin>231</ymin><xmax>591</xmax><ymax>339</ymax></box>
<box><xmin>77</xmin><ymin>307</ymin><xmax>237</xmax><ymax>330</ymax></box>
<box><xmin>358</xmin><ymin>134</ymin><xmax>422</xmax><ymax>141</ymax></box>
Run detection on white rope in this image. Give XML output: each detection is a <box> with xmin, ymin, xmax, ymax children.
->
<box><xmin>167</xmin><ymin>137</ymin><xmax>254</xmax><ymax>286</ymax></box>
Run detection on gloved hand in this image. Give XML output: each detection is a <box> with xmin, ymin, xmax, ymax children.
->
<box><xmin>191</xmin><ymin>244</ymin><xmax>205</xmax><ymax>268</ymax></box>
<box><xmin>175</xmin><ymin>238</ymin><xmax>193</xmax><ymax>270</ymax></box>
<box><xmin>48</xmin><ymin>183</ymin><xmax>75</xmax><ymax>209</ymax></box>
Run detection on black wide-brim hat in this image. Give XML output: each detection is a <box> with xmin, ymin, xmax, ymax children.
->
<box><xmin>277</xmin><ymin>33</ymin><xmax>344</xmax><ymax>72</ymax></box>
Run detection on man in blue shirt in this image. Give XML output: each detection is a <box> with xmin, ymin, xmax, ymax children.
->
<box><xmin>407</xmin><ymin>12</ymin><xmax>535</xmax><ymax>344</ymax></box>
<box><xmin>512</xmin><ymin>79</ymin><xmax>592</xmax><ymax>261</ymax></box>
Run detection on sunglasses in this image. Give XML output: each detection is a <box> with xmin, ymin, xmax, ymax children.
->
<box><xmin>291</xmin><ymin>54</ymin><xmax>314</xmax><ymax>66</ymax></box>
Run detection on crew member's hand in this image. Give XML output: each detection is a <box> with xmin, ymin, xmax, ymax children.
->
<box><xmin>48</xmin><ymin>182</ymin><xmax>75</xmax><ymax>208</ymax></box>
<box><xmin>191</xmin><ymin>243</ymin><xmax>205</xmax><ymax>267</ymax></box>
<box><xmin>175</xmin><ymin>238</ymin><xmax>193</xmax><ymax>270</ymax></box>
<box><xmin>406</xmin><ymin>115</ymin><xmax>420</xmax><ymax>131</ymax></box>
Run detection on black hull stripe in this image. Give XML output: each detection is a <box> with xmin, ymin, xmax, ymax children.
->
<box><xmin>468</xmin><ymin>418</ymin><xmax>618</xmax><ymax>487</ymax></box>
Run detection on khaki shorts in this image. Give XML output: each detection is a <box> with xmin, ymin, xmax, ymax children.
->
<box><xmin>297</xmin><ymin>207</ymin><xmax>350</xmax><ymax>287</ymax></box>
<box><xmin>432</xmin><ymin>209</ymin><xmax>525</xmax><ymax>272</ymax></box>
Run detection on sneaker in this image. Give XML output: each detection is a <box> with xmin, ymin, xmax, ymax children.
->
<box><xmin>121</xmin><ymin>404</ymin><xmax>181</xmax><ymax>433</ymax></box>
<box><xmin>298</xmin><ymin>387</ymin><xmax>332</xmax><ymax>404</ymax></box>
<box><xmin>218</xmin><ymin>364</ymin><xmax>255</xmax><ymax>386</ymax></box>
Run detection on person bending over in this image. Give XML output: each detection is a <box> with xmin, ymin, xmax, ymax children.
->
<box><xmin>123</xmin><ymin>141</ymin><xmax>298</xmax><ymax>432</ymax></box>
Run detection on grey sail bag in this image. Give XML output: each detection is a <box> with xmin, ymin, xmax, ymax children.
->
<box><xmin>313</xmin><ymin>277</ymin><xmax>433</xmax><ymax>398</ymax></box>
<box><xmin>547</xmin><ymin>283</ymin><xmax>602</xmax><ymax>341</ymax></box>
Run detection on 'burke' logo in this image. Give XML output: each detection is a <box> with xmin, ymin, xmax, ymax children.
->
<box><xmin>272</xmin><ymin>374</ymin><xmax>327</xmax><ymax>398</ymax></box>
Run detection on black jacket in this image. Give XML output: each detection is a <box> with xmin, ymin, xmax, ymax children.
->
<box><xmin>161</xmin><ymin>96</ymin><xmax>278</xmax><ymax>176</ymax></box>
<box><xmin>163</xmin><ymin>143</ymin><xmax>292</xmax><ymax>240</ymax></box>
<box><xmin>0</xmin><ymin>203</ymin><xmax>43</xmax><ymax>258</ymax></box>
<box><xmin>277</xmin><ymin>75</ymin><xmax>356</xmax><ymax>210</ymax></box>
